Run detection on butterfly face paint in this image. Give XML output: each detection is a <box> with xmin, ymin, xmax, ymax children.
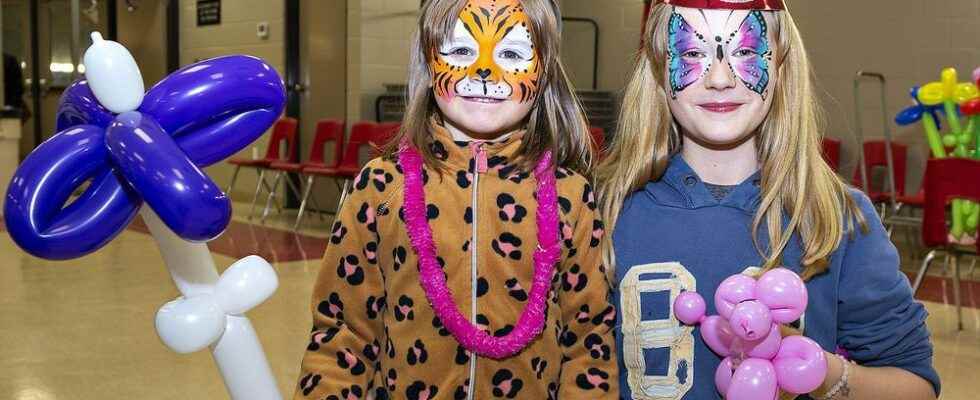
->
<box><xmin>664</xmin><ymin>7</ymin><xmax>778</xmax><ymax>149</ymax></box>
<box><xmin>666</xmin><ymin>8</ymin><xmax>773</xmax><ymax>99</ymax></box>
<box><xmin>431</xmin><ymin>0</ymin><xmax>539</xmax><ymax>103</ymax></box>
<box><xmin>730</xmin><ymin>11</ymin><xmax>771</xmax><ymax>96</ymax></box>
<box><xmin>668</xmin><ymin>12</ymin><xmax>712</xmax><ymax>95</ymax></box>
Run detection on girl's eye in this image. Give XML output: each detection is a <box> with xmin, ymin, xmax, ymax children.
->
<box><xmin>681</xmin><ymin>50</ymin><xmax>705</xmax><ymax>58</ymax></box>
<box><xmin>500</xmin><ymin>50</ymin><xmax>523</xmax><ymax>60</ymax></box>
<box><xmin>451</xmin><ymin>47</ymin><xmax>474</xmax><ymax>56</ymax></box>
<box><xmin>734</xmin><ymin>48</ymin><xmax>758</xmax><ymax>57</ymax></box>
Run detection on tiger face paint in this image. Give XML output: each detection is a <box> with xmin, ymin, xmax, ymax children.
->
<box><xmin>431</xmin><ymin>0</ymin><xmax>540</xmax><ymax>103</ymax></box>
<box><xmin>430</xmin><ymin>0</ymin><xmax>540</xmax><ymax>140</ymax></box>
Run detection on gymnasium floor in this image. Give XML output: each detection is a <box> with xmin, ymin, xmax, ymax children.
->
<box><xmin>1</xmin><ymin>202</ymin><xmax>977</xmax><ymax>399</ymax></box>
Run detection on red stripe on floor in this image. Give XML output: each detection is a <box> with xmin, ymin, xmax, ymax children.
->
<box><xmin>905</xmin><ymin>271</ymin><xmax>980</xmax><ymax>309</ymax></box>
<box><xmin>128</xmin><ymin>217</ymin><xmax>327</xmax><ymax>263</ymax></box>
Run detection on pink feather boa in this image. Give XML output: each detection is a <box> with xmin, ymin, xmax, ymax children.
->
<box><xmin>398</xmin><ymin>141</ymin><xmax>560</xmax><ymax>359</ymax></box>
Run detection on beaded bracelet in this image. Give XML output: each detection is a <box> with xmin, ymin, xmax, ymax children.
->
<box><xmin>818</xmin><ymin>354</ymin><xmax>852</xmax><ymax>400</ymax></box>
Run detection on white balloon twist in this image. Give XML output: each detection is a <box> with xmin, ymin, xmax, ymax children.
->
<box><xmin>155</xmin><ymin>255</ymin><xmax>278</xmax><ymax>354</ymax></box>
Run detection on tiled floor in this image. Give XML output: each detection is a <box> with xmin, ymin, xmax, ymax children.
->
<box><xmin>1</xmin><ymin>202</ymin><xmax>978</xmax><ymax>399</ymax></box>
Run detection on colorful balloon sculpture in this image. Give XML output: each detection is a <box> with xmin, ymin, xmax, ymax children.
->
<box><xmin>674</xmin><ymin>268</ymin><xmax>828</xmax><ymax>400</ymax></box>
<box><xmin>3</xmin><ymin>32</ymin><xmax>286</xmax><ymax>399</ymax></box>
<box><xmin>896</xmin><ymin>67</ymin><xmax>980</xmax><ymax>239</ymax></box>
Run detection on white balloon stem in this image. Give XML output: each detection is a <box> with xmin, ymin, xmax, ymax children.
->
<box><xmin>214</xmin><ymin>316</ymin><xmax>282</xmax><ymax>400</ymax></box>
<box><xmin>140</xmin><ymin>207</ymin><xmax>219</xmax><ymax>297</ymax></box>
<box><xmin>140</xmin><ymin>208</ymin><xmax>283</xmax><ymax>400</ymax></box>
<box><xmin>91</xmin><ymin>31</ymin><xmax>104</xmax><ymax>43</ymax></box>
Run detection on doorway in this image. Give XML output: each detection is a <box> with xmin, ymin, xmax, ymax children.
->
<box><xmin>2</xmin><ymin>0</ymin><xmax>114</xmax><ymax>158</ymax></box>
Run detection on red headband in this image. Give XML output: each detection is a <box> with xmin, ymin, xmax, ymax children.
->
<box><xmin>654</xmin><ymin>0</ymin><xmax>785</xmax><ymax>11</ymax></box>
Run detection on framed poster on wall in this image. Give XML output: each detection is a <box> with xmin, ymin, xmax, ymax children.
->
<box><xmin>197</xmin><ymin>0</ymin><xmax>220</xmax><ymax>26</ymax></box>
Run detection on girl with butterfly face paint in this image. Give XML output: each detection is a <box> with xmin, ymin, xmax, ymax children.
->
<box><xmin>598</xmin><ymin>1</ymin><xmax>939</xmax><ymax>399</ymax></box>
<box><xmin>294</xmin><ymin>1</ymin><xmax>619</xmax><ymax>399</ymax></box>
<box><xmin>666</xmin><ymin>7</ymin><xmax>777</xmax><ymax>158</ymax></box>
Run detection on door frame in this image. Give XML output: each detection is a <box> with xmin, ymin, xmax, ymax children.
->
<box><xmin>23</xmin><ymin>0</ymin><xmax>118</xmax><ymax>149</ymax></box>
<box><xmin>283</xmin><ymin>0</ymin><xmax>300</xmax><ymax>206</ymax></box>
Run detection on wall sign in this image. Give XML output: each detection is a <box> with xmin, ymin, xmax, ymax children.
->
<box><xmin>197</xmin><ymin>0</ymin><xmax>221</xmax><ymax>26</ymax></box>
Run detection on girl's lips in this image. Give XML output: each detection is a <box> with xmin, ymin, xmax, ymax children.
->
<box><xmin>698</xmin><ymin>102</ymin><xmax>744</xmax><ymax>113</ymax></box>
<box><xmin>462</xmin><ymin>96</ymin><xmax>506</xmax><ymax>104</ymax></box>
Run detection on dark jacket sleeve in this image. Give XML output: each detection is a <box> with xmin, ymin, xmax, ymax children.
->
<box><xmin>294</xmin><ymin>162</ymin><xmax>386</xmax><ymax>399</ymax></box>
<box><xmin>836</xmin><ymin>190</ymin><xmax>940</xmax><ymax>396</ymax></box>
<box><xmin>556</xmin><ymin>180</ymin><xmax>619</xmax><ymax>398</ymax></box>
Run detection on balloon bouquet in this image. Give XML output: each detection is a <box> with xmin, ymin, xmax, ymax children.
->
<box><xmin>3</xmin><ymin>33</ymin><xmax>286</xmax><ymax>399</ymax></box>
<box><xmin>895</xmin><ymin>67</ymin><xmax>980</xmax><ymax>242</ymax></box>
<box><xmin>673</xmin><ymin>268</ymin><xmax>827</xmax><ymax>400</ymax></box>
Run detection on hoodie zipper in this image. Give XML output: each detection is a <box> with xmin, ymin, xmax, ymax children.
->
<box><xmin>466</xmin><ymin>141</ymin><xmax>488</xmax><ymax>400</ymax></box>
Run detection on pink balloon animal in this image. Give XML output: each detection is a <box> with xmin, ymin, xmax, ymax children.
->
<box><xmin>674</xmin><ymin>268</ymin><xmax>828</xmax><ymax>400</ymax></box>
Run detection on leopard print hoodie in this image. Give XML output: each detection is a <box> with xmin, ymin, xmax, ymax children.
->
<box><xmin>295</xmin><ymin>123</ymin><xmax>618</xmax><ymax>400</ymax></box>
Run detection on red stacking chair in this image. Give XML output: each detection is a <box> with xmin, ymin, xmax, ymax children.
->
<box><xmin>821</xmin><ymin>137</ymin><xmax>841</xmax><ymax>172</ymax></box>
<box><xmin>910</xmin><ymin>158</ymin><xmax>980</xmax><ymax>331</ymax></box>
<box><xmin>270</xmin><ymin>119</ymin><xmax>345</xmax><ymax>229</ymax></box>
<box><xmin>589</xmin><ymin>126</ymin><xmax>607</xmax><ymax>160</ymax></box>
<box><xmin>226</xmin><ymin>117</ymin><xmax>298</xmax><ymax>219</ymax></box>
<box><xmin>303</xmin><ymin>121</ymin><xmax>379</xmax><ymax>213</ymax></box>
<box><xmin>852</xmin><ymin>140</ymin><xmax>907</xmax><ymax>206</ymax></box>
<box><xmin>373</xmin><ymin>122</ymin><xmax>401</xmax><ymax>157</ymax></box>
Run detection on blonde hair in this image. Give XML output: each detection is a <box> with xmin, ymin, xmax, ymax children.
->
<box><xmin>384</xmin><ymin>0</ymin><xmax>594</xmax><ymax>175</ymax></box>
<box><xmin>597</xmin><ymin>4</ymin><xmax>867</xmax><ymax>281</ymax></box>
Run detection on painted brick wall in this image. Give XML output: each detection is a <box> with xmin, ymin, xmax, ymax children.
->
<box><xmin>179</xmin><ymin>0</ymin><xmax>285</xmax><ymax>200</ymax></box>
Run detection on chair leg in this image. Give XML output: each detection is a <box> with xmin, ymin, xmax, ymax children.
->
<box><xmin>259</xmin><ymin>172</ymin><xmax>283</xmax><ymax>213</ymax></box>
<box><xmin>911</xmin><ymin>250</ymin><xmax>937</xmax><ymax>295</ymax></box>
<box><xmin>952</xmin><ymin>254</ymin><xmax>963</xmax><ymax>331</ymax></box>
<box><xmin>327</xmin><ymin>178</ymin><xmax>346</xmax><ymax>217</ymax></box>
<box><xmin>247</xmin><ymin>169</ymin><xmax>266</xmax><ymax>220</ymax></box>
<box><xmin>335</xmin><ymin>179</ymin><xmax>351</xmax><ymax>214</ymax></box>
<box><xmin>261</xmin><ymin>171</ymin><xmax>284</xmax><ymax>223</ymax></box>
<box><xmin>226</xmin><ymin>165</ymin><xmax>241</xmax><ymax>201</ymax></box>
<box><xmin>943</xmin><ymin>253</ymin><xmax>951</xmax><ymax>277</ymax></box>
<box><xmin>294</xmin><ymin>175</ymin><xmax>316</xmax><ymax>231</ymax></box>
<box><xmin>283</xmin><ymin>173</ymin><xmax>304</xmax><ymax>202</ymax></box>
<box><xmin>902</xmin><ymin>219</ymin><xmax>915</xmax><ymax>258</ymax></box>
<box><xmin>284</xmin><ymin>174</ymin><xmax>319</xmax><ymax>221</ymax></box>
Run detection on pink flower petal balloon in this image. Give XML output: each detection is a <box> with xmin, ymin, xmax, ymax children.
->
<box><xmin>757</xmin><ymin>268</ymin><xmax>808</xmax><ymax>324</ymax></box>
<box><xmin>773</xmin><ymin>335</ymin><xmax>828</xmax><ymax>395</ymax></box>
<box><xmin>674</xmin><ymin>267</ymin><xmax>825</xmax><ymax>399</ymax></box>
<box><xmin>701</xmin><ymin>315</ymin><xmax>737</xmax><ymax>356</ymax></box>
<box><xmin>729</xmin><ymin>300</ymin><xmax>772</xmax><ymax>341</ymax></box>
<box><xmin>743</xmin><ymin>323</ymin><xmax>782</xmax><ymax>359</ymax></box>
<box><xmin>715</xmin><ymin>356</ymin><xmax>736</xmax><ymax>395</ymax></box>
<box><xmin>727</xmin><ymin>358</ymin><xmax>779</xmax><ymax>400</ymax></box>
<box><xmin>715</xmin><ymin>274</ymin><xmax>757</xmax><ymax>319</ymax></box>
<box><xmin>674</xmin><ymin>291</ymin><xmax>707</xmax><ymax>325</ymax></box>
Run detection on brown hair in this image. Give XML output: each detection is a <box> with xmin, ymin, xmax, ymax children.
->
<box><xmin>596</xmin><ymin>4</ymin><xmax>868</xmax><ymax>281</ymax></box>
<box><xmin>383</xmin><ymin>0</ymin><xmax>594</xmax><ymax>175</ymax></box>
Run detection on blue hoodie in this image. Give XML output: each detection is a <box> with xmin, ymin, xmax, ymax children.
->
<box><xmin>612</xmin><ymin>155</ymin><xmax>940</xmax><ymax>399</ymax></box>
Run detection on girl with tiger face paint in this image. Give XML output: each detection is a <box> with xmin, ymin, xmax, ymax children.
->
<box><xmin>432</xmin><ymin>0</ymin><xmax>540</xmax><ymax>140</ymax></box>
<box><xmin>295</xmin><ymin>1</ymin><xmax>619</xmax><ymax>399</ymax></box>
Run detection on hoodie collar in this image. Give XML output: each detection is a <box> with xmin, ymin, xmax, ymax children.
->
<box><xmin>427</xmin><ymin>118</ymin><xmax>527</xmax><ymax>175</ymax></box>
<box><xmin>644</xmin><ymin>153</ymin><xmax>762</xmax><ymax>212</ymax></box>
